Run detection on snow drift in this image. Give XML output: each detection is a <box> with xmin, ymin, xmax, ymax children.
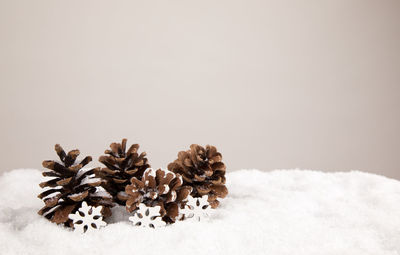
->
<box><xmin>0</xmin><ymin>169</ymin><xmax>399</xmax><ymax>255</ymax></box>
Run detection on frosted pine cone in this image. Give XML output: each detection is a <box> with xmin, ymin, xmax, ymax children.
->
<box><xmin>167</xmin><ymin>144</ymin><xmax>228</xmax><ymax>208</ymax></box>
<box><xmin>97</xmin><ymin>139</ymin><xmax>150</xmax><ymax>205</ymax></box>
<box><xmin>125</xmin><ymin>168</ymin><xmax>192</xmax><ymax>223</ymax></box>
<box><xmin>38</xmin><ymin>145</ymin><xmax>113</xmax><ymax>226</ymax></box>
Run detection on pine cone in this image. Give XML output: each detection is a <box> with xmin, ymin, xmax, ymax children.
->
<box><xmin>125</xmin><ymin>168</ymin><xmax>192</xmax><ymax>223</ymax></box>
<box><xmin>38</xmin><ymin>144</ymin><xmax>113</xmax><ymax>226</ymax></box>
<box><xmin>97</xmin><ymin>139</ymin><xmax>150</xmax><ymax>205</ymax></box>
<box><xmin>167</xmin><ymin>144</ymin><xmax>228</xmax><ymax>208</ymax></box>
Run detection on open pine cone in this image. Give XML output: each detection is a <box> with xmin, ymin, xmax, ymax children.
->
<box><xmin>125</xmin><ymin>168</ymin><xmax>192</xmax><ymax>223</ymax></box>
<box><xmin>38</xmin><ymin>145</ymin><xmax>113</xmax><ymax>226</ymax></box>
<box><xmin>97</xmin><ymin>139</ymin><xmax>150</xmax><ymax>205</ymax></box>
<box><xmin>167</xmin><ymin>144</ymin><xmax>228</xmax><ymax>208</ymax></box>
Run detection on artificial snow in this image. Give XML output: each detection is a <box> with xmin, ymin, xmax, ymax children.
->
<box><xmin>1</xmin><ymin>169</ymin><xmax>400</xmax><ymax>255</ymax></box>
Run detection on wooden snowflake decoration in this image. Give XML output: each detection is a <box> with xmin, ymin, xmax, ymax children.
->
<box><xmin>68</xmin><ymin>201</ymin><xmax>107</xmax><ymax>234</ymax></box>
<box><xmin>128</xmin><ymin>203</ymin><xmax>166</xmax><ymax>228</ymax></box>
<box><xmin>180</xmin><ymin>195</ymin><xmax>212</xmax><ymax>222</ymax></box>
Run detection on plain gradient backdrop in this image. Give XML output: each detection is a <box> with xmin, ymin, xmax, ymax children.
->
<box><xmin>0</xmin><ymin>0</ymin><xmax>399</xmax><ymax>179</ymax></box>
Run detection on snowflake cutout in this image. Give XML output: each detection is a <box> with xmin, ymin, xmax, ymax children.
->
<box><xmin>180</xmin><ymin>195</ymin><xmax>211</xmax><ymax>222</ymax></box>
<box><xmin>68</xmin><ymin>201</ymin><xmax>106</xmax><ymax>234</ymax></box>
<box><xmin>129</xmin><ymin>203</ymin><xmax>166</xmax><ymax>228</ymax></box>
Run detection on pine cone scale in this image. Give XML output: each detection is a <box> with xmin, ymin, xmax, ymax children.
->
<box><xmin>39</xmin><ymin>178</ymin><xmax>61</xmax><ymax>188</ymax></box>
<box><xmin>125</xmin><ymin>169</ymin><xmax>138</xmax><ymax>175</ymax></box>
<box><xmin>181</xmin><ymin>174</ymin><xmax>194</xmax><ymax>183</ymax></box>
<box><xmin>176</xmin><ymin>186</ymin><xmax>192</xmax><ymax>202</ymax></box>
<box><xmin>206</xmin><ymin>146</ymin><xmax>217</xmax><ymax>158</ymax></box>
<box><xmin>69</xmin><ymin>190</ymin><xmax>89</xmax><ymax>201</ymax></box>
<box><xmin>42</xmin><ymin>161</ymin><xmax>72</xmax><ymax>175</ymax></box>
<box><xmin>55</xmin><ymin>144</ymin><xmax>66</xmax><ymax>161</ymax></box>
<box><xmin>210</xmin><ymin>184</ymin><xmax>228</xmax><ymax>198</ymax></box>
<box><xmin>99</xmin><ymin>156</ymin><xmax>119</xmax><ymax>170</ymax></box>
<box><xmin>38</xmin><ymin>188</ymin><xmax>62</xmax><ymax>199</ymax></box>
<box><xmin>64</xmin><ymin>150</ymin><xmax>80</xmax><ymax>167</ymax></box>
<box><xmin>79</xmin><ymin>156</ymin><xmax>92</xmax><ymax>167</ymax></box>
<box><xmin>42</xmin><ymin>194</ymin><xmax>61</xmax><ymax>207</ymax></box>
<box><xmin>196</xmin><ymin>185</ymin><xmax>211</xmax><ymax>196</ymax></box>
<box><xmin>168</xmin><ymin>177</ymin><xmax>183</xmax><ymax>191</ymax></box>
<box><xmin>56</xmin><ymin>177</ymin><xmax>73</xmax><ymax>186</ymax></box>
<box><xmin>126</xmin><ymin>144</ymin><xmax>139</xmax><ymax>157</ymax></box>
<box><xmin>165</xmin><ymin>203</ymin><xmax>179</xmax><ymax>219</ymax></box>
<box><xmin>69</xmin><ymin>164</ymin><xmax>83</xmax><ymax>172</ymax></box>
<box><xmin>75</xmin><ymin>169</ymin><xmax>96</xmax><ymax>183</ymax></box>
<box><xmin>208</xmin><ymin>200</ymin><xmax>219</xmax><ymax>208</ymax></box>
<box><xmin>110</xmin><ymin>143</ymin><xmax>120</xmax><ymax>156</ymax></box>
<box><xmin>117</xmin><ymin>192</ymin><xmax>130</xmax><ymax>202</ymax></box>
<box><xmin>121</xmin><ymin>139</ymin><xmax>127</xmax><ymax>153</ymax></box>
<box><xmin>42</xmin><ymin>171</ymin><xmax>61</xmax><ymax>177</ymax></box>
<box><xmin>211</xmin><ymin>162</ymin><xmax>226</xmax><ymax>171</ymax></box>
<box><xmin>52</xmin><ymin>204</ymin><xmax>76</xmax><ymax>224</ymax></box>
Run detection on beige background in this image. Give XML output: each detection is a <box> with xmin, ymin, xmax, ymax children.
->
<box><xmin>1</xmin><ymin>0</ymin><xmax>399</xmax><ymax>179</ymax></box>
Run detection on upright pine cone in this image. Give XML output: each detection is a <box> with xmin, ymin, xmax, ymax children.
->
<box><xmin>125</xmin><ymin>168</ymin><xmax>192</xmax><ymax>223</ymax></box>
<box><xmin>97</xmin><ymin>139</ymin><xmax>150</xmax><ymax>205</ymax></box>
<box><xmin>38</xmin><ymin>145</ymin><xmax>113</xmax><ymax>226</ymax></box>
<box><xmin>167</xmin><ymin>144</ymin><xmax>228</xmax><ymax>208</ymax></box>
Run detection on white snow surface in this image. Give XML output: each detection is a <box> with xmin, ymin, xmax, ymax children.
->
<box><xmin>1</xmin><ymin>168</ymin><xmax>400</xmax><ymax>255</ymax></box>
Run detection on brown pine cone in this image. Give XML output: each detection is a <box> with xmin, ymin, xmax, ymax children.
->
<box><xmin>38</xmin><ymin>144</ymin><xmax>113</xmax><ymax>226</ymax></box>
<box><xmin>125</xmin><ymin>168</ymin><xmax>192</xmax><ymax>223</ymax></box>
<box><xmin>167</xmin><ymin>144</ymin><xmax>228</xmax><ymax>208</ymax></box>
<box><xmin>97</xmin><ymin>139</ymin><xmax>150</xmax><ymax>205</ymax></box>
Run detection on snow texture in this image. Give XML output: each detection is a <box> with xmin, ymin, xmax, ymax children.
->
<box><xmin>1</xmin><ymin>168</ymin><xmax>400</xmax><ymax>255</ymax></box>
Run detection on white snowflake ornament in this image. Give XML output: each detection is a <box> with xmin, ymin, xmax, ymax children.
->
<box><xmin>68</xmin><ymin>201</ymin><xmax>107</xmax><ymax>234</ymax></box>
<box><xmin>129</xmin><ymin>203</ymin><xmax>166</xmax><ymax>228</ymax></box>
<box><xmin>180</xmin><ymin>195</ymin><xmax>212</xmax><ymax>222</ymax></box>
